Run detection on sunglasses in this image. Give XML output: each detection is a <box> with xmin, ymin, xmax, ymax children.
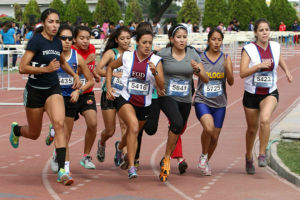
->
<box><xmin>59</xmin><ymin>36</ymin><xmax>73</xmax><ymax>41</ymax></box>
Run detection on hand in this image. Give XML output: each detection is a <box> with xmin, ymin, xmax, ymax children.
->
<box><xmin>70</xmin><ymin>90</ymin><xmax>80</xmax><ymax>103</ymax></box>
<box><xmin>46</xmin><ymin>58</ymin><xmax>60</xmax><ymax>72</ymax></box>
<box><xmin>190</xmin><ymin>59</ymin><xmax>199</xmax><ymax>72</ymax></box>
<box><xmin>72</xmin><ymin>75</ymin><xmax>82</xmax><ymax>89</ymax></box>
<box><xmin>113</xmin><ymin>71</ymin><xmax>123</xmax><ymax>78</ymax></box>
<box><xmin>147</xmin><ymin>61</ymin><xmax>156</xmax><ymax>75</ymax></box>
<box><xmin>94</xmin><ymin>73</ymin><xmax>101</xmax><ymax>83</ymax></box>
<box><xmin>258</xmin><ymin>60</ymin><xmax>271</xmax><ymax>70</ymax></box>
<box><xmin>106</xmin><ymin>87</ymin><xmax>115</xmax><ymax>100</ymax></box>
<box><xmin>286</xmin><ymin>71</ymin><xmax>293</xmax><ymax>83</ymax></box>
<box><xmin>157</xmin><ymin>88</ymin><xmax>166</xmax><ymax>96</ymax></box>
<box><xmin>86</xmin><ymin>53</ymin><xmax>96</xmax><ymax>64</ymax></box>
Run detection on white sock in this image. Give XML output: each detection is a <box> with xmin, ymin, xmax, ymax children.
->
<box><xmin>64</xmin><ymin>161</ymin><xmax>70</xmax><ymax>173</ymax></box>
<box><xmin>201</xmin><ymin>154</ymin><xmax>208</xmax><ymax>159</ymax></box>
<box><xmin>50</xmin><ymin>128</ymin><xmax>55</xmax><ymax>137</ymax></box>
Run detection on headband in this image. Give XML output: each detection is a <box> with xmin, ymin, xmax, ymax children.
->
<box><xmin>171</xmin><ymin>25</ymin><xmax>187</xmax><ymax>37</ymax></box>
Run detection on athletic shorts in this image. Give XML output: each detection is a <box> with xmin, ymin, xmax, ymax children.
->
<box><xmin>100</xmin><ymin>91</ymin><xmax>118</xmax><ymax>110</ymax></box>
<box><xmin>194</xmin><ymin>103</ymin><xmax>226</xmax><ymax>128</ymax></box>
<box><xmin>116</xmin><ymin>96</ymin><xmax>150</xmax><ymax>121</ymax></box>
<box><xmin>74</xmin><ymin>92</ymin><xmax>97</xmax><ymax>120</ymax></box>
<box><xmin>63</xmin><ymin>96</ymin><xmax>80</xmax><ymax>118</ymax></box>
<box><xmin>23</xmin><ymin>83</ymin><xmax>61</xmax><ymax>108</ymax></box>
<box><xmin>243</xmin><ymin>89</ymin><xmax>279</xmax><ymax>109</ymax></box>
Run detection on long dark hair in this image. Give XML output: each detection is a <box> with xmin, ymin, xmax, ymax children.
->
<box><xmin>205</xmin><ymin>28</ymin><xmax>224</xmax><ymax>51</ymax></box>
<box><xmin>35</xmin><ymin>8</ymin><xmax>60</xmax><ymax>34</ymax></box>
<box><xmin>166</xmin><ymin>24</ymin><xmax>187</xmax><ymax>47</ymax></box>
<box><xmin>2</xmin><ymin>21</ymin><xmax>11</xmax><ymax>33</ymax></box>
<box><xmin>135</xmin><ymin>28</ymin><xmax>153</xmax><ymax>42</ymax></box>
<box><xmin>103</xmin><ymin>26</ymin><xmax>131</xmax><ymax>54</ymax></box>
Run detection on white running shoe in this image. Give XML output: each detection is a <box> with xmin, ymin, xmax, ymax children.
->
<box><xmin>80</xmin><ymin>156</ymin><xmax>96</xmax><ymax>169</ymax></box>
<box><xmin>197</xmin><ymin>154</ymin><xmax>208</xmax><ymax>170</ymax></box>
<box><xmin>202</xmin><ymin>162</ymin><xmax>212</xmax><ymax>176</ymax></box>
<box><xmin>50</xmin><ymin>149</ymin><xmax>58</xmax><ymax>173</ymax></box>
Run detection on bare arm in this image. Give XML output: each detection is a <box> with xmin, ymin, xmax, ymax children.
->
<box><xmin>225</xmin><ymin>55</ymin><xmax>234</xmax><ymax>86</ymax></box>
<box><xmin>95</xmin><ymin>50</ymin><xmax>114</xmax><ymax>77</ymax></box>
<box><xmin>106</xmin><ymin>55</ymin><xmax>123</xmax><ymax>100</ymax></box>
<box><xmin>240</xmin><ymin>50</ymin><xmax>269</xmax><ymax>78</ymax></box>
<box><xmin>191</xmin><ymin>60</ymin><xmax>209</xmax><ymax>83</ymax></box>
<box><xmin>70</xmin><ymin>55</ymin><xmax>95</xmax><ymax>103</ymax></box>
<box><xmin>148</xmin><ymin>61</ymin><xmax>165</xmax><ymax>94</ymax></box>
<box><xmin>278</xmin><ymin>54</ymin><xmax>292</xmax><ymax>82</ymax></box>
<box><xmin>19</xmin><ymin>50</ymin><xmax>59</xmax><ymax>74</ymax></box>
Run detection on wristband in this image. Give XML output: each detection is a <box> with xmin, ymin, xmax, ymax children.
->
<box><xmin>152</xmin><ymin>70</ymin><xmax>158</xmax><ymax>76</ymax></box>
<box><xmin>78</xmin><ymin>88</ymin><xmax>83</xmax><ymax>95</ymax></box>
<box><xmin>194</xmin><ymin>67</ymin><xmax>200</xmax><ymax>73</ymax></box>
<box><xmin>73</xmin><ymin>74</ymin><xmax>79</xmax><ymax>79</ymax></box>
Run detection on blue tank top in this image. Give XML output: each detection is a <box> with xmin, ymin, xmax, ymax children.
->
<box><xmin>57</xmin><ymin>49</ymin><xmax>78</xmax><ymax>96</ymax></box>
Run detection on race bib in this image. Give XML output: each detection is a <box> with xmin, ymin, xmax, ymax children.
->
<box><xmin>59</xmin><ymin>76</ymin><xmax>73</xmax><ymax>86</ymax></box>
<box><xmin>127</xmin><ymin>78</ymin><xmax>150</xmax><ymax>95</ymax></box>
<box><xmin>253</xmin><ymin>71</ymin><xmax>274</xmax><ymax>88</ymax></box>
<box><xmin>167</xmin><ymin>79</ymin><xmax>190</xmax><ymax>97</ymax></box>
<box><xmin>202</xmin><ymin>80</ymin><xmax>223</xmax><ymax>98</ymax></box>
<box><xmin>111</xmin><ymin>77</ymin><xmax>124</xmax><ymax>90</ymax></box>
<box><xmin>80</xmin><ymin>78</ymin><xmax>87</xmax><ymax>86</ymax></box>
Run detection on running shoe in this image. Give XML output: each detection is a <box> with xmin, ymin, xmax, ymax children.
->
<box><xmin>80</xmin><ymin>155</ymin><xmax>96</xmax><ymax>169</ymax></box>
<box><xmin>245</xmin><ymin>156</ymin><xmax>255</xmax><ymax>175</ymax></box>
<box><xmin>120</xmin><ymin>153</ymin><xmax>129</xmax><ymax>170</ymax></box>
<box><xmin>96</xmin><ymin>139</ymin><xmax>105</xmax><ymax>162</ymax></box>
<box><xmin>258</xmin><ymin>154</ymin><xmax>267</xmax><ymax>167</ymax></box>
<box><xmin>178</xmin><ymin>159</ymin><xmax>188</xmax><ymax>174</ymax></box>
<box><xmin>46</xmin><ymin>124</ymin><xmax>55</xmax><ymax>146</ymax></box>
<box><xmin>202</xmin><ymin>162</ymin><xmax>212</xmax><ymax>176</ymax></box>
<box><xmin>159</xmin><ymin>157</ymin><xmax>170</xmax><ymax>182</ymax></box>
<box><xmin>9</xmin><ymin>122</ymin><xmax>19</xmax><ymax>148</ymax></box>
<box><xmin>50</xmin><ymin>149</ymin><xmax>59</xmax><ymax>173</ymax></box>
<box><xmin>57</xmin><ymin>168</ymin><xmax>73</xmax><ymax>185</ymax></box>
<box><xmin>128</xmin><ymin>166</ymin><xmax>138</xmax><ymax>179</ymax></box>
<box><xmin>114</xmin><ymin>141</ymin><xmax>123</xmax><ymax>167</ymax></box>
<box><xmin>197</xmin><ymin>154</ymin><xmax>208</xmax><ymax>170</ymax></box>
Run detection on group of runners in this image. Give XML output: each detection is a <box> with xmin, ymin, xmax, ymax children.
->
<box><xmin>8</xmin><ymin>8</ymin><xmax>292</xmax><ymax>186</ymax></box>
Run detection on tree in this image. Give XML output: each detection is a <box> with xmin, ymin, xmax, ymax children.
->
<box><xmin>93</xmin><ymin>0</ymin><xmax>122</xmax><ymax>25</ymax></box>
<box><xmin>65</xmin><ymin>0</ymin><xmax>92</xmax><ymax>24</ymax></box>
<box><xmin>177</xmin><ymin>0</ymin><xmax>201</xmax><ymax>24</ymax></box>
<box><xmin>269</xmin><ymin>0</ymin><xmax>298</xmax><ymax>30</ymax></box>
<box><xmin>23</xmin><ymin>0</ymin><xmax>41</xmax><ymax>24</ymax></box>
<box><xmin>125</xmin><ymin>0</ymin><xmax>143</xmax><ymax>25</ymax></box>
<box><xmin>150</xmin><ymin>0</ymin><xmax>173</xmax><ymax>22</ymax></box>
<box><xmin>202</xmin><ymin>0</ymin><xmax>228</xmax><ymax>29</ymax></box>
<box><xmin>228</xmin><ymin>0</ymin><xmax>257</xmax><ymax>31</ymax></box>
<box><xmin>49</xmin><ymin>0</ymin><xmax>66</xmax><ymax>22</ymax></box>
<box><xmin>14</xmin><ymin>3</ymin><xmax>23</xmax><ymax>22</ymax></box>
<box><xmin>253</xmin><ymin>0</ymin><xmax>270</xmax><ymax>19</ymax></box>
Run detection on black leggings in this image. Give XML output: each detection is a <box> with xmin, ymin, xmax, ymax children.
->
<box><xmin>159</xmin><ymin>96</ymin><xmax>191</xmax><ymax>134</ymax></box>
<box><xmin>136</xmin><ymin>99</ymin><xmax>160</xmax><ymax>159</ymax></box>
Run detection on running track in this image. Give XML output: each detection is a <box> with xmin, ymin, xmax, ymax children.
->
<box><xmin>0</xmin><ymin>46</ymin><xmax>299</xmax><ymax>200</ymax></box>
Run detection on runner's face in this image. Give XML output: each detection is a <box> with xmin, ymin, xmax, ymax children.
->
<box><xmin>59</xmin><ymin>30</ymin><xmax>73</xmax><ymax>52</ymax></box>
<box><xmin>255</xmin><ymin>22</ymin><xmax>270</xmax><ymax>43</ymax></box>
<box><xmin>43</xmin><ymin>13</ymin><xmax>60</xmax><ymax>37</ymax></box>
<box><xmin>171</xmin><ymin>29</ymin><xmax>187</xmax><ymax>50</ymax></box>
<box><xmin>74</xmin><ymin>30</ymin><xmax>90</xmax><ymax>50</ymax></box>
<box><xmin>116</xmin><ymin>31</ymin><xmax>131</xmax><ymax>51</ymax></box>
<box><xmin>208</xmin><ymin>31</ymin><xmax>222</xmax><ymax>52</ymax></box>
<box><xmin>137</xmin><ymin>34</ymin><xmax>153</xmax><ymax>57</ymax></box>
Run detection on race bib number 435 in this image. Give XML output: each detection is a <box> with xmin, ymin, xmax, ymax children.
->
<box><xmin>59</xmin><ymin>77</ymin><xmax>73</xmax><ymax>86</ymax></box>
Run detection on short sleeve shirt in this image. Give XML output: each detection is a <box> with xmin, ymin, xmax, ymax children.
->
<box><xmin>157</xmin><ymin>47</ymin><xmax>201</xmax><ymax>103</ymax></box>
<box><xmin>0</xmin><ymin>28</ymin><xmax>15</xmax><ymax>44</ymax></box>
<box><xmin>26</xmin><ymin>33</ymin><xmax>62</xmax><ymax>88</ymax></box>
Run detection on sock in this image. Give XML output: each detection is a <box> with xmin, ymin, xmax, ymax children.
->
<box><xmin>50</xmin><ymin>128</ymin><xmax>55</xmax><ymax>137</ymax></box>
<box><xmin>56</xmin><ymin>148</ymin><xmax>66</xmax><ymax>170</ymax></box>
<box><xmin>83</xmin><ymin>154</ymin><xmax>88</xmax><ymax>157</ymax></box>
<box><xmin>13</xmin><ymin>125</ymin><xmax>21</xmax><ymax>137</ymax></box>
<box><xmin>64</xmin><ymin>161</ymin><xmax>70</xmax><ymax>173</ymax></box>
<box><xmin>201</xmin><ymin>154</ymin><xmax>208</xmax><ymax>159</ymax></box>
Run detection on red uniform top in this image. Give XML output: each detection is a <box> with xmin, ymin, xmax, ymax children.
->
<box><xmin>279</xmin><ymin>24</ymin><xmax>286</xmax><ymax>31</ymax></box>
<box><xmin>71</xmin><ymin>44</ymin><xmax>96</xmax><ymax>94</ymax></box>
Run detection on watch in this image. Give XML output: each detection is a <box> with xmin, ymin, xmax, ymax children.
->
<box><xmin>195</xmin><ymin>67</ymin><xmax>201</xmax><ymax>73</ymax></box>
<box><xmin>152</xmin><ymin>70</ymin><xmax>158</xmax><ymax>76</ymax></box>
<box><xmin>78</xmin><ymin>88</ymin><xmax>83</xmax><ymax>95</ymax></box>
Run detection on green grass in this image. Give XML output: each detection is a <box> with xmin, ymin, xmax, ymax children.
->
<box><xmin>277</xmin><ymin>140</ymin><xmax>300</xmax><ymax>175</ymax></box>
